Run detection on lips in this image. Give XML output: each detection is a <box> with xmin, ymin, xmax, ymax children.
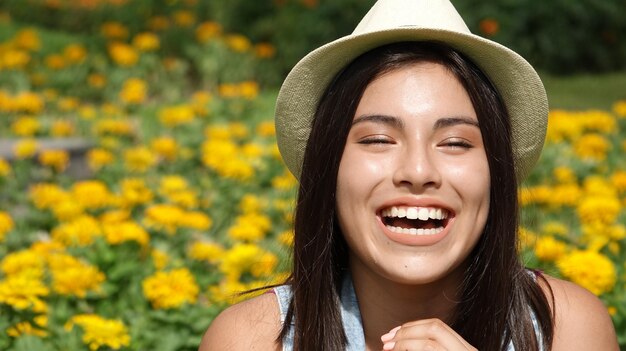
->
<box><xmin>380</xmin><ymin>205</ymin><xmax>450</xmax><ymax>235</ymax></box>
<box><xmin>376</xmin><ymin>203</ymin><xmax>454</xmax><ymax>246</ymax></box>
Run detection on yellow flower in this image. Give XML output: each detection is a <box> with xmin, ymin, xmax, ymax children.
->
<box><xmin>87</xmin><ymin>148</ymin><xmax>115</xmax><ymax>170</ymax></box>
<box><xmin>219</xmin><ymin>244</ymin><xmax>277</xmax><ymax>281</ymax></box>
<box><xmin>534</xmin><ymin>236</ymin><xmax>568</xmax><ymax>262</ymax></box>
<box><xmin>612</xmin><ymin>100</ymin><xmax>626</xmax><ymax>117</ymax></box>
<box><xmin>151</xmin><ymin>249</ymin><xmax>169</xmax><ymax>270</ymax></box>
<box><xmin>278</xmin><ymin>230</ymin><xmax>294</xmax><ymax>247</ymax></box>
<box><xmin>239</xmin><ymin>194</ymin><xmax>264</xmax><ymax>214</ymax></box>
<box><xmin>573</xmin><ymin>133</ymin><xmax>611</xmax><ymax>161</ymax></box>
<box><xmin>546</xmin><ymin>110</ymin><xmax>583</xmax><ymax>143</ymax></box>
<box><xmin>0</xmin><ymin>275</ymin><xmax>48</xmax><ymax>310</ymax></box>
<box><xmin>610</xmin><ymin>170</ymin><xmax>626</xmax><ymax>193</ymax></box>
<box><xmin>123</xmin><ymin>146</ymin><xmax>157</xmax><ymax>173</ymax></box>
<box><xmin>195</xmin><ymin>21</ymin><xmax>222</xmax><ymax>43</ymax></box>
<box><xmin>0</xmin><ymin>211</ymin><xmax>14</xmax><ymax>241</ymax></box>
<box><xmin>13</xmin><ymin>28</ymin><xmax>40</xmax><ymax>51</ymax></box>
<box><xmin>132</xmin><ymin>32</ymin><xmax>160</xmax><ymax>51</ymax></box>
<box><xmin>100</xmin><ymin>21</ymin><xmax>129</xmax><ymax>40</ymax></box>
<box><xmin>556</xmin><ymin>250</ymin><xmax>616</xmax><ymax>296</ymax></box>
<box><xmin>72</xmin><ymin>180</ymin><xmax>112</xmax><ymax>209</ymax></box>
<box><xmin>51</xmin><ymin>197</ymin><xmax>84</xmax><ymax>221</ymax></box>
<box><xmin>578</xmin><ymin>110</ymin><xmax>617</xmax><ymax>133</ymax></box>
<box><xmin>119</xmin><ymin>77</ymin><xmax>147</xmax><ymax>104</ymax></box>
<box><xmin>1</xmin><ymin>249</ymin><xmax>46</xmax><ymax>278</ymax></box>
<box><xmin>158</xmin><ymin>104</ymin><xmax>195</xmax><ymax>127</ymax></box>
<box><xmin>179</xmin><ymin>211</ymin><xmax>212</xmax><ymax>230</ymax></box>
<box><xmin>151</xmin><ymin>136</ymin><xmax>178</xmax><ymax>161</ymax></box>
<box><xmin>0</xmin><ymin>48</ymin><xmax>31</xmax><ymax>69</ymax></box>
<box><xmin>29</xmin><ymin>183</ymin><xmax>68</xmax><ymax>209</ymax></box>
<box><xmin>45</xmin><ymin>53</ymin><xmax>66</xmax><ymax>69</ymax></box>
<box><xmin>51</xmin><ymin>120</ymin><xmax>75</xmax><ymax>136</ymax></box>
<box><xmin>119</xmin><ymin>178</ymin><xmax>153</xmax><ymax>208</ymax></box>
<box><xmin>552</xmin><ymin>166</ymin><xmax>576</xmax><ymax>184</ymax></box>
<box><xmin>57</xmin><ymin>97</ymin><xmax>80</xmax><ymax>111</ymax></box>
<box><xmin>66</xmin><ymin>314</ymin><xmax>130</xmax><ymax>350</ymax></box>
<box><xmin>38</xmin><ymin>149</ymin><xmax>70</xmax><ymax>172</ymax></box>
<box><xmin>13</xmin><ymin>138</ymin><xmax>38</xmax><ymax>159</ymax></box>
<box><xmin>272</xmin><ymin>171</ymin><xmax>297</xmax><ymax>191</ymax></box>
<box><xmin>102</xmin><ymin>221</ymin><xmax>149</xmax><ymax>246</ymax></box>
<box><xmin>9</xmin><ymin>91</ymin><xmax>44</xmax><ymax>114</ymax></box>
<box><xmin>0</xmin><ymin>157</ymin><xmax>11</xmax><ymax>177</ymax></box>
<box><xmin>228</xmin><ymin>213</ymin><xmax>271</xmax><ymax>242</ymax></box>
<box><xmin>142</xmin><ymin>268</ymin><xmax>199</xmax><ymax>309</ymax></box>
<box><xmin>147</xmin><ymin>16</ymin><xmax>170</xmax><ymax>31</ymax></box>
<box><xmin>224</xmin><ymin>34</ymin><xmax>251</xmax><ymax>53</ymax></box>
<box><xmin>172</xmin><ymin>10</ymin><xmax>196</xmax><ymax>27</ymax></box>
<box><xmin>256</xmin><ymin>121</ymin><xmax>275</xmax><ymax>137</ymax></box>
<box><xmin>254</xmin><ymin>42</ymin><xmax>275</xmax><ymax>58</ymax></box>
<box><xmin>583</xmin><ymin>176</ymin><xmax>618</xmax><ymax>197</ymax></box>
<box><xmin>188</xmin><ymin>241</ymin><xmax>224</xmax><ymax>263</ymax></box>
<box><xmin>51</xmin><ymin>215</ymin><xmax>102</xmax><ymax>246</ymax></box>
<box><xmin>7</xmin><ymin>321</ymin><xmax>48</xmax><ymax>338</ymax></box>
<box><xmin>108</xmin><ymin>42</ymin><xmax>138</xmax><ymax>66</ymax></box>
<box><xmin>143</xmin><ymin>204</ymin><xmax>184</xmax><ymax>234</ymax></box>
<box><xmin>49</xmin><ymin>253</ymin><xmax>105</xmax><ymax>297</ymax></box>
<box><xmin>577</xmin><ymin>195</ymin><xmax>621</xmax><ymax>226</ymax></box>
<box><xmin>11</xmin><ymin>116</ymin><xmax>40</xmax><ymax>136</ymax></box>
<box><xmin>201</xmin><ymin>139</ymin><xmax>254</xmax><ymax>180</ymax></box>
<box><xmin>191</xmin><ymin>90</ymin><xmax>212</xmax><ymax>116</ymax></box>
<box><xmin>63</xmin><ymin>43</ymin><xmax>87</xmax><ymax>63</ymax></box>
<box><xmin>87</xmin><ymin>73</ymin><xmax>107</xmax><ymax>88</ymax></box>
<box><xmin>94</xmin><ymin>118</ymin><xmax>134</xmax><ymax>136</ymax></box>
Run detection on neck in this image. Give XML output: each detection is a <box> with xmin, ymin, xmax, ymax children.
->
<box><xmin>349</xmin><ymin>260</ymin><xmax>465</xmax><ymax>350</ymax></box>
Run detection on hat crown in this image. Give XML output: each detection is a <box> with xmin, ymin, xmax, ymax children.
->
<box><xmin>354</xmin><ymin>0</ymin><xmax>470</xmax><ymax>35</ymax></box>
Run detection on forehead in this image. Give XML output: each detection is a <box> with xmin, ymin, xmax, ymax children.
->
<box><xmin>356</xmin><ymin>62</ymin><xmax>475</xmax><ymax>120</ymax></box>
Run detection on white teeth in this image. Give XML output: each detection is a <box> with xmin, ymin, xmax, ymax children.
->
<box><xmin>397</xmin><ymin>208</ymin><xmax>406</xmax><ymax>218</ymax></box>
<box><xmin>385</xmin><ymin>225</ymin><xmax>444</xmax><ymax>235</ymax></box>
<box><xmin>381</xmin><ymin>206</ymin><xmax>448</xmax><ymax>220</ymax></box>
<box><xmin>406</xmin><ymin>207</ymin><xmax>418</xmax><ymax>219</ymax></box>
<box><xmin>418</xmin><ymin>208</ymin><xmax>429</xmax><ymax>221</ymax></box>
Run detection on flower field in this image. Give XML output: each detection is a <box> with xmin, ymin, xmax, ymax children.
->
<box><xmin>0</xmin><ymin>1</ymin><xmax>624</xmax><ymax>350</ymax></box>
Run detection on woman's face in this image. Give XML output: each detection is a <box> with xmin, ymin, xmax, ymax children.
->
<box><xmin>336</xmin><ymin>62</ymin><xmax>490</xmax><ymax>285</ymax></box>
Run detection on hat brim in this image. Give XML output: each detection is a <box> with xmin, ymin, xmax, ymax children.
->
<box><xmin>275</xmin><ymin>27</ymin><xmax>548</xmax><ymax>181</ymax></box>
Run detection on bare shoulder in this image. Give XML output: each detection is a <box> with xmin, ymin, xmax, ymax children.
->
<box><xmin>199</xmin><ymin>292</ymin><xmax>282</xmax><ymax>351</ymax></box>
<box><xmin>538</xmin><ymin>274</ymin><xmax>618</xmax><ymax>351</ymax></box>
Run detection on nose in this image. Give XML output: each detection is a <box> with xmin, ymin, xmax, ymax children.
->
<box><xmin>391</xmin><ymin>144</ymin><xmax>442</xmax><ymax>190</ymax></box>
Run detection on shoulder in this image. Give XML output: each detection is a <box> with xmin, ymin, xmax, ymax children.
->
<box><xmin>199</xmin><ymin>291</ymin><xmax>283</xmax><ymax>351</ymax></box>
<box><xmin>537</xmin><ymin>274</ymin><xmax>618</xmax><ymax>351</ymax></box>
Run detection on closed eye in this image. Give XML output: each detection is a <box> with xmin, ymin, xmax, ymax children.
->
<box><xmin>358</xmin><ymin>136</ymin><xmax>395</xmax><ymax>145</ymax></box>
<box><xmin>441</xmin><ymin>138</ymin><xmax>473</xmax><ymax>149</ymax></box>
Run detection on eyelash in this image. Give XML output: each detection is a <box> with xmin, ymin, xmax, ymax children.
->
<box><xmin>358</xmin><ymin>137</ymin><xmax>393</xmax><ymax>145</ymax></box>
<box><xmin>442</xmin><ymin>140</ymin><xmax>473</xmax><ymax>148</ymax></box>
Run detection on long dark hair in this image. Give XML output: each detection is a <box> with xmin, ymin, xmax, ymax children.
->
<box><xmin>281</xmin><ymin>42</ymin><xmax>554</xmax><ymax>350</ymax></box>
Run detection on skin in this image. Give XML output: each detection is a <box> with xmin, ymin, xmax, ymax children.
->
<box><xmin>199</xmin><ymin>63</ymin><xmax>619</xmax><ymax>351</ymax></box>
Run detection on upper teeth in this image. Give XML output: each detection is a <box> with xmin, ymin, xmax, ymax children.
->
<box><xmin>381</xmin><ymin>206</ymin><xmax>448</xmax><ymax>220</ymax></box>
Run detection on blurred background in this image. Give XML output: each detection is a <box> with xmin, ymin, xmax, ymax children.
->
<box><xmin>0</xmin><ymin>0</ymin><xmax>624</xmax><ymax>350</ymax></box>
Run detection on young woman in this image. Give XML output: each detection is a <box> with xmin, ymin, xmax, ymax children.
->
<box><xmin>200</xmin><ymin>1</ymin><xmax>618</xmax><ymax>350</ymax></box>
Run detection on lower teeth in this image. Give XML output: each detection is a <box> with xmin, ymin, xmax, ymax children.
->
<box><xmin>385</xmin><ymin>225</ymin><xmax>443</xmax><ymax>235</ymax></box>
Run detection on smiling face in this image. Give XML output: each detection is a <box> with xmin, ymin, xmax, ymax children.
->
<box><xmin>336</xmin><ymin>62</ymin><xmax>490</xmax><ymax>286</ymax></box>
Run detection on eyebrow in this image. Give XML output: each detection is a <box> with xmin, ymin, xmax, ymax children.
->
<box><xmin>352</xmin><ymin>114</ymin><xmax>479</xmax><ymax>131</ymax></box>
<box><xmin>352</xmin><ymin>114</ymin><xmax>405</xmax><ymax>130</ymax></box>
<box><xmin>433</xmin><ymin>116</ymin><xmax>480</xmax><ymax>130</ymax></box>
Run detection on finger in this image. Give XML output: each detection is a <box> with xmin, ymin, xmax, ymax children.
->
<box><xmin>391</xmin><ymin>319</ymin><xmax>475</xmax><ymax>350</ymax></box>
<box><xmin>383</xmin><ymin>339</ymin><xmax>445</xmax><ymax>351</ymax></box>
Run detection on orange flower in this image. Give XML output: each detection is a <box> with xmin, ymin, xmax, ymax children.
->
<box><xmin>479</xmin><ymin>18</ymin><xmax>499</xmax><ymax>37</ymax></box>
<box><xmin>108</xmin><ymin>42</ymin><xmax>139</xmax><ymax>66</ymax></box>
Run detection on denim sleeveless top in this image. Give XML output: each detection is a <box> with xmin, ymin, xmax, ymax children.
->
<box><xmin>273</xmin><ymin>274</ymin><xmax>543</xmax><ymax>351</ymax></box>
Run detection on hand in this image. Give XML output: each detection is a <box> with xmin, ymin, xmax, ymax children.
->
<box><xmin>380</xmin><ymin>318</ymin><xmax>478</xmax><ymax>351</ymax></box>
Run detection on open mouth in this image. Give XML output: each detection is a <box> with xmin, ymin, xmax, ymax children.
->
<box><xmin>380</xmin><ymin>206</ymin><xmax>450</xmax><ymax>235</ymax></box>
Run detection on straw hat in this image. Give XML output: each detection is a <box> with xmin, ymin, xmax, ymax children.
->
<box><xmin>275</xmin><ymin>0</ymin><xmax>548</xmax><ymax>181</ymax></box>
